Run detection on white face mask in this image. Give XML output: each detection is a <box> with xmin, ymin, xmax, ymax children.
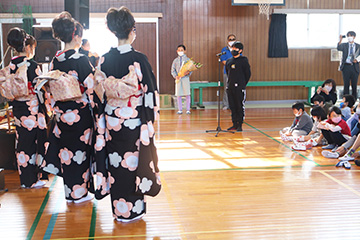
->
<box><xmin>177</xmin><ymin>51</ymin><xmax>184</xmax><ymax>56</ymax></box>
<box><xmin>295</xmin><ymin>112</ymin><xmax>302</xmax><ymax>117</ymax></box>
<box><xmin>228</xmin><ymin>41</ymin><xmax>235</xmax><ymax>47</ymax></box>
<box><xmin>348</xmin><ymin>36</ymin><xmax>354</xmax><ymax>43</ymax></box>
<box><xmin>131</xmin><ymin>34</ymin><xmax>136</xmax><ymax>44</ymax></box>
<box><xmin>323</xmin><ymin>85</ymin><xmax>332</xmax><ymax>92</ymax></box>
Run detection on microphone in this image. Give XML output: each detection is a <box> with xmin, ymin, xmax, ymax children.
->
<box><xmin>216</xmin><ymin>51</ymin><xmax>226</xmax><ymax>57</ymax></box>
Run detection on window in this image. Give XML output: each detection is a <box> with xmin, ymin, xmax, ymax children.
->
<box><xmin>287</xmin><ymin>13</ymin><xmax>339</xmax><ymax>49</ymax></box>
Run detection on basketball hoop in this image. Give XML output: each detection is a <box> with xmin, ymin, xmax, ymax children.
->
<box><xmin>258</xmin><ymin>0</ymin><xmax>271</xmax><ymax>20</ymax></box>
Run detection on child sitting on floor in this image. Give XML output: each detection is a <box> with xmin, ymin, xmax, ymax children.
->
<box><xmin>291</xmin><ymin>106</ymin><xmax>327</xmax><ymax>150</ymax></box>
<box><xmin>280</xmin><ymin>102</ymin><xmax>313</xmax><ymax>142</ymax></box>
<box><xmin>312</xmin><ymin>95</ymin><xmax>331</xmax><ymax>115</ymax></box>
<box><xmin>340</xmin><ymin>94</ymin><xmax>355</xmax><ymax>121</ymax></box>
<box><xmin>347</xmin><ymin>103</ymin><xmax>360</xmax><ymax>136</ymax></box>
<box><xmin>318</xmin><ymin>106</ymin><xmax>351</xmax><ymax>151</ymax></box>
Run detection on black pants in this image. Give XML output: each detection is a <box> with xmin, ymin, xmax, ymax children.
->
<box><xmin>321</xmin><ymin>129</ymin><xmax>347</xmax><ymax>146</ymax></box>
<box><xmin>227</xmin><ymin>87</ymin><xmax>246</xmax><ymax>126</ymax></box>
<box><xmin>342</xmin><ymin>64</ymin><xmax>359</xmax><ymax>99</ymax></box>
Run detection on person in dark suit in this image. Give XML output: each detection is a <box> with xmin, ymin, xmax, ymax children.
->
<box><xmin>337</xmin><ymin>31</ymin><xmax>360</xmax><ymax>99</ymax></box>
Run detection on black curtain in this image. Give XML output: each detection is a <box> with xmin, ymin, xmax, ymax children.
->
<box><xmin>268</xmin><ymin>14</ymin><xmax>288</xmax><ymax>58</ymax></box>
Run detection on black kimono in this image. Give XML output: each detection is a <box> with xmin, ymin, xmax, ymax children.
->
<box><xmin>42</xmin><ymin>49</ymin><xmax>95</xmax><ymax>201</ymax></box>
<box><xmin>94</xmin><ymin>44</ymin><xmax>161</xmax><ymax>221</ymax></box>
<box><xmin>9</xmin><ymin>56</ymin><xmax>47</xmax><ymax>188</ymax></box>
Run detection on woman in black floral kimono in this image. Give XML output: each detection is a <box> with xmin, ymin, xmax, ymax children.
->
<box><xmin>4</xmin><ymin>28</ymin><xmax>48</xmax><ymax>188</ymax></box>
<box><xmin>94</xmin><ymin>6</ymin><xmax>161</xmax><ymax>222</ymax></box>
<box><xmin>42</xmin><ymin>12</ymin><xmax>95</xmax><ymax>203</ymax></box>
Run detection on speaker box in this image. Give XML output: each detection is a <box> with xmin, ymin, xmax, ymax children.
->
<box><xmin>33</xmin><ymin>27</ymin><xmax>61</xmax><ymax>63</ymax></box>
<box><xmin>0</xmin><ymin>130</ymin><xmax>16</xmax><ymax>170</ymax></box>
<box><xmin>65</xmin><ymin>0</ymin><xmax>89</xmax><ymax>29</ymax></box>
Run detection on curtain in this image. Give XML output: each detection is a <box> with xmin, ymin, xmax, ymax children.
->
<box><xmin>268</xmin><ymin>13</ymin><xmax>288</xmax><ymax>58</ymax></box>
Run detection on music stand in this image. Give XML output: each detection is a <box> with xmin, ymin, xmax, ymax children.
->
<box><xmin>206</xmin><ymin>56</ymin><xmax>234</xmax><ymax>137</ymax></box>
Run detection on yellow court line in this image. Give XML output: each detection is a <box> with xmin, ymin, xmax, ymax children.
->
<box><xmin>319</xmin><ymin>170</ymin><xmax>360</xmax><ymax>198</ymax></box>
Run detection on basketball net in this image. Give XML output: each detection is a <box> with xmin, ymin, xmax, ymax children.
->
<box><xmin>258</xmin><ymin>0</ymin><xmax>271</xmax><ymax>20</ymax></box>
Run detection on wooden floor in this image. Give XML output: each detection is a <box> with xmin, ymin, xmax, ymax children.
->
<box><xmin>2</xmin><ymin>107</ymin><xmax>360</xmax><ymax>239</ymax></box>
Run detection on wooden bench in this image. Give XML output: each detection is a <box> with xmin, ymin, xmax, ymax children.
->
<box><xmin>190</xmin><ymin>80</ymin><xmax>324</xmax><ymax>108</ymax></box>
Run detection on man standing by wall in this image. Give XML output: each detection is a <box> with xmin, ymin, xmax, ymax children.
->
<box><xmin>220</xmin><ymin>34</ymin><xmax>236</xmax><ymax>110</ymax></box>
<box><xmin>337</xmin><ymin>31</ymin><xmax>360</xmax><ymax>99</ymax></box>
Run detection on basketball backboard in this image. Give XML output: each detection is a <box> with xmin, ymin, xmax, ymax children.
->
<box><xmin>232</xmin><ymin>0</ymin><xmax>285</xmax><ymax>6</ymax></box>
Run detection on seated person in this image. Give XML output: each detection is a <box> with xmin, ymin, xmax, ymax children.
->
<box><xmin>340</xmin><ymin>94</ymin><xmax>355</xmax><ymax>121</ymax></box>
<box><xmin>280</xmin><ymin>102</ymin><xmax>313</xmax><ymax>141</ymax></box>
<box><xmin>311</xmin><ymin>95</ymin><xmax>331</xmax><ymax>115</ymax></box>
<box><xmin>292</xmin><ymin>106</ymin><xmax>327</xmax><ymax>150</ymax></box>
<box><xmin>318</xmin><ymin>106</ymin><xmax>351</xmax><ymax>150</ymax></box>
<box><xmin>310</xmin><ymin>79</ymin><xmax>337</xmax><ymax>105</ymax></box>
<box><xmin>347</xmin><ymin>103</ymin><xmax>360</xmax><ymax>136</ymax></box>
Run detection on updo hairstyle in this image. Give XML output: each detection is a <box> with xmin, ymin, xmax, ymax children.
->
<box><xmin>25</xmin><ymin>35</ymin><xmax>37</xmax><ymax>48</ymax></box>
<box><xmin>7</xmin><ymin>27</ymin><xmax>27</xmax><ymax>52</ymax></box>
<box><xmin>52</xmin><ymin>11</ymin><xmax>83</xmax><ymax>43</ymax></box>
<box><xmin>106</xmin><ymin>6</ymin><xmax>135</xmax><ymax>40</ymax></box>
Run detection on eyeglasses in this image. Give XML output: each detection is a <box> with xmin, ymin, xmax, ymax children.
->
<box><xmin>228</xmin><ymin>38</ymin><xmax>236</xmax><ymax>41</ymax></box>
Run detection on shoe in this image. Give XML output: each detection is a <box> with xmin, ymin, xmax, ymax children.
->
<box><xmin>307</xmin><ymin>139</ymin><xmax>318</xmax><ymax>147</ymax></box>
<box><xmin>74</xmin><ymin>193</ymin><xmax>93</xmax><ymax>204</ymax></box>
<box><xmin>237</xmin><ymin>126</ymin><xmax>243</xmax><ymax>132</ymax></box>
<box><xmin>66</xmin><ymin>200</ymin><xmax>73</xmax><ymax>203</ymax></box>
<box><xmin>116</xmin><ymin>213</ymin><xmax>145</xmax><ymax>223</ymax></box>
<box><xmin>279</xmin><ymin>131</ymin><xmax>292</xmax><ymax>142</ymax></box>
<box><xmin>186</xmin><ymin>111</ymin><xmax>191</xmax><ymax>114</ymax></box>
<box><xmin>322</xmin><ymin>144</ymin><xmax>337</xmax><ymax>150</ymax></box>
<box><xmin>335</xmin><ymin>161</ymin><xmax>345</xmax><ymax>167</ymax></box>
<box><xmin>222</xmin><ymin>106</ymin><xmax>228</xmax><ymax>110</ymax></box>
<box><xmin>291</xmin><ymin>143</ymin><xmax>312</xmax><ymax>151</ymax></box>
<box><xmin>343</xmin><ymin>161</ymin><xmax>351</xmax><ymax>169</ymax></box>
<box><xmin>338</xmin><ymin>154</ymin><xmax>355</xmax><ymax>161</ymax></box>
<box><xmin>293</xmin><ymin>136</ymin><xmax>305</xmax><ymax>142</ymax></box>
<box><xmin>177</xmin><ymin>111</ymin><xmax>182</xmax><ymax>114</ymax></box>
<box><xmin>227</xmin><ymin>125</ymin><xmax>237</xmax><ymax>131</ymax></box>
<box><xmin>32</xmin><ymin>180</ymin><xmax>46</xmax><ymax>188</ymax></box>
<box><xmin>355</xmin><ymin>160</ymin><xmax>360</xmax><ymax>166</ymax></box>
<box><xmin>321</xmin><ymin>150</ymin><xmax>339</xmax><ymax>159</ymax></box>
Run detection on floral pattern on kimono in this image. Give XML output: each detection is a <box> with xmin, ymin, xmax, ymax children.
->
<box><xmin>93</xmin><ymin>44</ymin><xmax>161</xmax><ymax>220</ymax></box>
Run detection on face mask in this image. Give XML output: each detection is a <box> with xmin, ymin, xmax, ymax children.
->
<box><xmin>231</xmin><ymin>50</ymin><xmax>239</xmax><ymax>56</ymax></box>
<box><xmin>177</xmin><ymin>51</ymin><xmax>184</xmax><ymax>56</ymax></box>
<box><xmin>228</xmin><ymin>41</ymin><xmax>235</xmax><ymax>47</ymax></box>
<box><xmin>348</xmin><ymin>36</ymin><xmax>354</xmax><ymax>43</ymax></box>
<box><xmin>295</xmin><ymin>112</ymin><xmax>302</xmax><ymax>117</ymax></box>
<box><xmin>340</xmin><ymin>102</ymin><xmax>345</xmax><ymax>108</ymax></box>
<box><xmin>332</xmin><ymin>116</ymin><xmax>342</xmax><ymax>124</ymax></box>
<box><xmin>323</xmin><ymin>85</ymin><xmax>332</xmax><ymax>92</ymax></box>
<box><xmin>356</xmin><ymin>108</ymin><xmax>360</xmax><ymax>115</ymax></box>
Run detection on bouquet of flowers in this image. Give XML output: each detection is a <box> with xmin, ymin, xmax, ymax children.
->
<box><xmin>176</xmin><ymin>59</ymin><xmax>203</xmax><ymax>83</ymax></box>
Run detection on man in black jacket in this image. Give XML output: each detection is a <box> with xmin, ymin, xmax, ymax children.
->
<box><xmin>225</xmin><ymin>41</ymin><xmax>251</xmax><ymax>132</ymax></box>
<box><xmin>337</xmin><ymin>31</ymin><xmax>360</xmax><ymax>99</ymax></box>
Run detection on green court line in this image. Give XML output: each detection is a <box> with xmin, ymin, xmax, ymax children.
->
<box><xmin>26</xmin><ymin>176</ymin><xmax>58</xmax><ymax>240</ymax></box>
<box><xmin>89</xmin><ymin>199</ymin><xmax>98</xmax><ymax>239</ymax></box>
<box><xmin>244</xmin><ymin>122</ymin><xmax>320</xmax><ymax>166</ymax></box>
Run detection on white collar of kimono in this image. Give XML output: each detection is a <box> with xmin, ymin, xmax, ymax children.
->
<box><xmin>117</xmin><ymin>44</ymin><xmax>132</xmax><ymax>54</ymax></box>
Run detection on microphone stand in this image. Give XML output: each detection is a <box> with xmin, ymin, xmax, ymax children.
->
<box><xmin>206</xmin><ymin>56</ymin><xmax>234</xmax><ymax>137</ymax></box>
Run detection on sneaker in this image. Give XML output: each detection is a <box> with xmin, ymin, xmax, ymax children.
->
<box><xmin>338</xmin><ymin>154</ymin><xmax>355</xmax><ymax>161</ymax></box>
<box><xmin>186</xmin><ymin>111</ymin><xmax>191</xmax><ymax>114</ymax></box>
<box><xmin>237</xmin><ymin>125</ymin><xmax>243</xmax><ymax>132</ymax></box>
<box><xmin>116</xmin><ymin>213</ymin><xmax>145</xmax><ymax>223</ymax></box>
<box><xmin>321</xmin><ymin>150</ymin><xmax>339</xmax><ymax>159</ymax></box>
<box><xmin>335</xmin><ymin>161</ymin><xmax>345</xmax><ymax>167</ymax></box>
<box><xmin>227</xmin><ymin>125</ymin><xmax>238</xmax><ymax>131</ymax></box>
<box><xmin>355</xmin><ymin>160</ymin><xmax>360</xmax><ymax>166</ymax></box>
<box><xmin>32</xmin><ymin>180</ymin><xmax>46</xmax><ymax>188</ymax></box>
<box><xmin>280</xmin><ymin>132</ymin><xmax>293</xmax><ymax>142</ymax></box>
<box><xmin>291</xmin><ymin>143</ymin><xmax>312</xmax><ymax>151</ymax></box>
<box><xmin>74</xmin><ymin>193</ymin><xmax>93</xmax><ymax>204</ymax></box>
<box><xmin>322</xmin><ymin>144</ymin><xmax>337</xmax><ymax>150</ymax></box>
<box><xmin>343</xmin><ymin>161</ymin><xmax>351</xmax><ymax>169</ymax></box>
<box><xmin>293</xmin><ymin>136</ymin><xmax>305</xmax><ymax>142</ymax></box>
<box><xmin>177</xmin><ymin>111</ymin><xmax>182</xmax><ymax>114</ymax></box>
<box><xmin>222</xmin><ymin>106</ymin><xmax>228</xmax><ymax>110</ymax></box>
<box><xmin>307</xmin><ymin>139</ymin><xmax>318</xmax><ymax>147</ymax></box>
